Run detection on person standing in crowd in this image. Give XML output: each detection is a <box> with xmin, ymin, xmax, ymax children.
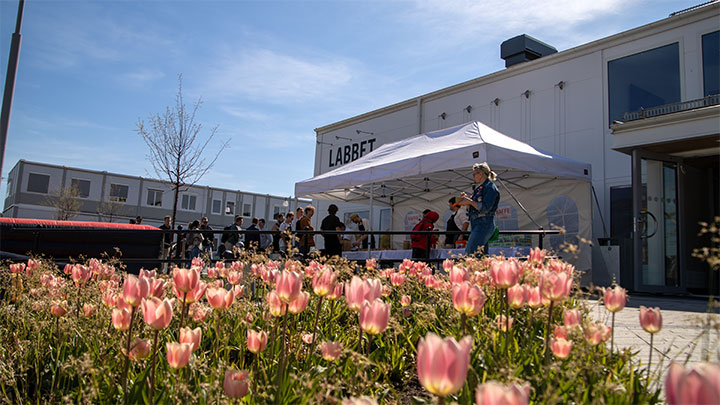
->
<box><xmin>158</xmin><ymin>215</ymin><xmax>172</xmax><ymax>273</ymax></box>
<box><xmin>297</xmin><ymin>205</ymin><xmax>316</xmax><ymax>257</ymax></box>
<box><xmin>458</xmin><ymin>162</ymin><xmax>500</xmax><ymax>257</ymax></box>
<box><xmin>258</xmin><ymin>218</ymin><xmax>272</xmax><ymax>251</ymax></box>
<box><xmin>320</xmin><ymin>204</ymin><xmax>343</xmax><ymax>257</ymax></box>
<box><xmin>185</xmin><ymin>219</ymin><xmax>204</xmax><ymax>261</ymax></box>
<box><xmin>245</xmin><ymin>217</ymin><xmax>261</xmax><ymax>251</ymax></box>
<box><xmin>135</xmin><ymin>216</ymin><xmax>143</xmax><ymax>225</ymax></box>
<box><xmin>411</xmin><ymin>210</ymin><xmax>439</xmax><ymax>259</ymax></box>
<box><xmin>350</xmin><ymin>213</ymin><xmax>375</xmax><ymax>250</ymax></box>
<box><xmin>278</xmin><ymin>212</ymin><xmax>294</xmax><ymax>252</ymax></box>
<box><xmin>220</xmin><ymin>215</ymin><xmax>244</xmax><ymax>259</ymax></box>
<box><xmin>445</xmin><ymin>197</ymin><xmax>469</xmax><ymax>248</ymax></box>
<box><xmin>292</xmin><ymin>207</ymin><xmax>304</xmax><ymax>231</ymax></box>
<box><xmin>271</xmin><ymin>213</ymin><xmax>284</xmax><ymax>253</ymax></box>
<box><xmin>199</xmin><ymin>217</ymin><xmax>215</xmax><ymax>255</ymax></box>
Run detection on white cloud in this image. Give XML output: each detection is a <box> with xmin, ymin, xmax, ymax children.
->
<box><xmin>220</xmin><ymin>107</ymin><xmax>272</xmax><ymax>121</ymax></box>
<box><xmin>122</xmin><ymin>69</ymin><xmax>166</xmax><ymax>85</ymax></box>
<box><xmin>405</xmin><ymin>0</ymin><xmax>630</xmax><ymax>48</ymax></box>
<box><xmin>204</xmin><ymin>48</ymin><xmax>354</xmax><ymax>104</ymax></box>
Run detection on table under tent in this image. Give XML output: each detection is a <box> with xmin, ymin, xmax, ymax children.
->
<box><xmin>295</xmin><ymin>121</ymin><xmax>593</xmax><ymax>275</ymax></box>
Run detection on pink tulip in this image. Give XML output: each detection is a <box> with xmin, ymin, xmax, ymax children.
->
<box><xmin>141</xmin><ymin>277</ymin><xmax>163</xmax><ymax>299</ymax></box>
<box><xmin>226</xmin><ymin>270</ymin><xmax>243</xmax><ymax>286</ymax></box>
<box><xmin>345</xmin><ymin>276</ymin><xmax>382</xmax><ymax>311</ymax></box>
<box><xmin>206</xmin><ymin>287</ymin><xmax>234</xmax><ymax>310</ymax></box>
<box><xmin>288</xmin><ymin>291</ymin><xmax>310</xmax><ymax>314</ymax></box>
<box><xmin>50</xmin><ymin>301</ymin><xmax>68</xmax><ymax>317</ymax></box>
<box><xmin>102</xmin><ymin>291</ymin><xmax>118</xmax><ymax>308</ymax></box>
<box><xmin>603</xmin><ymin>286</ymin><xmax>627</xmax><ymax>313</ymax></box>
<box><xmin>224</xmin><ymin>369</ymin><xmax>250</xmax><ymax>398</ymax></box>
<box><xmin>401</xmin><ymin>295</ymin><xmax>412</xmax><ymax>307</ymax></box>
<box><xmin>327</xmin><ymin>283</ymin><xmax>344</xmax><ymax>300</ymax></box>
<box><xmin>417</xmin><ymin>332</ymin><xmax>473</xmax><ymax>397</ymax></box>
<box><xmin>302</xmin><ymin>333</ymin><xmax>314</xmax><ymax>345</ymax></box>
<box><xmin>138</xmin><ymin>268</ymin><xmax>156</xmax><ymax>279</ymax></box>
<box><xmin>639</xmin><ymin>306</ymin><xmax>662</xmax><ymax>334</ymax></box>
<box><xmin>276</xmin><ymin>271</ymin><xmax>303</xmax><ymax>303</ymax></box>
<box><xmin>584</xmin><ymin>322</ymin><xmax>607</xmax><ymax>346</ymax></box>
<box><xmin>122</xmin><ymin>275</ymin><xmax>150</xmax><ymax>307</ymax></box>
<box><xmin>539</xmin><ymin>270</ymin><xmax>572</xmax><ymax>302</ymax></box>
<box><xmin>207</xmin><ymin>267</ymin><xmax>219</xmax><ymax>279</ymax></box>
<box><xmin>551</xmin><ymin>338</ymin><xmax>573</xmax><ymax>359</ymax></box>
<box><xmin>442</xmin><ymin>259</ymin><xmax>454</xmax><ymax>272</ymax></box>
<box><xmin>526</xmin><ymin>286</ymin><xmax>543</xmax><ymax>308</ymax></box>
<box><xmin>173</xmin><ymin>267</ymin><xmax>200</xmax><ymax>293</ymax></box>
<box><xmin>190</xmin><ymin>304</ymin><xmax>211</xmax><ymax>322</ymax></box>
<box><xmin>452</xmin><ymin>281</ymin><xmax>487</xmax><ymax>317</ymax></box>
<box><xmin>141</xmin><ymin>297</ymin><xmax>173</xmax><ymax>330</ymax></box>
<box><xmin>320</xmin><ymin>341</ymin><xmax>343</xmax><ymax>361</ymax></box>
<box><xmin>83</xmin><ymin>303</ymin><xmax>96</xmax><ymax>317</ymax></box>
<box><xmin>554</xmin><ymin>325</ymin><xmax>568</xmax><ymax>340</ymax></box>
<box><xmin>166</xmin><ymin>342</ymin><xmax>192</xmax><ymax>369</ymax></box>
<box><xmin>390</xmin><ymin>272</ymin><xmax>407</xmax><ymax>286</ymax></box>
<box><xmin>176</xmin><ymin>280</ymin><xmax>207</xmax><ymax>304</ymax></box>
<box><xmin>312</xmin><ymin>268</ymin><xmax>338</xmax><ymax>297</ymax></box>
<box><xmin>496</xmin><ymin>315</ymin><xmax>514</xmax><ymax>332</ymax></box>
<box><xmin>266</xmin><ymin>290</ymin><xmax>287</xmax><ymax>317</ymax></box>
<box><xmin>10</xmin><ymin>263</ymin><xmax>25</xmax><ymax>274</ymax></box>
<box><xmin>180</xmin><ymin>327</ymin><xmax>202</xmax><ymax>352</ymax></box>
<box><xmin>665</xmin><ymin>362</ymin><xmax>720</xmax><ymax>405</ymax></box>
<box><xmin>365</xmin><ymin>258</ymin><xmax>378</xmax><ymax>271</ymax></box>
<box><xmin>528</xmin><ymin>247</ymin><xmax>546</xmax><ymax>264</ymax></box>
<box><xmin>71</xmin><ymin>265</ymin><xmax>92</xmax><ymax>287</ymax></box>
<box><xmin>563</xmin><ymin>308</ymin><xmax>582</xmax><ymax>329</ymax></box>
<box><xmin>247</xmin><ymin>329</ymin><xmax>268</xmax><ymax>354</ymax></box>
<box><xmin>507</xmin><ymin>284</ymin><xmax>527</xmax><ymax>309</ymax></box>
<box><xmin>489</xmin><ymin>259</ymin><xmax>520</xmax><ymax>289</ymax></box>
<box><xmin>112</xmin><ymin>308</ymin><xmax>132</xmax><ymax>331</ymax></box>
<box><xmin>475</xmin><ymin>381</ymin><xmax>530</xmax><ymax>405</ymax></box>
<box><xmin>359</xmin><ymin>299</ymin><xmax>390</xmax><ymax>335</ymax></box>
<box><xmin>128</xmin><ymin>338</ymin><xmax>151</xmax><ymax>361</ymax></box>
<box><xmin>448</xmin><ymin>266</ymin><xmax>469</xmax><ymax>285</ymax></box>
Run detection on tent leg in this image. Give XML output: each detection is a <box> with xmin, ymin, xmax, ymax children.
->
<box><xmin>369</xmin><ymin>183</ymin><xmax>374</xmax><ymax>256</ymax></box>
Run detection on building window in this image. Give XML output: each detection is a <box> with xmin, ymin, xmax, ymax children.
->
<box><xmin>608</xmin><ymin>42</ymin><xmax>680</xmax><ymax>123</ymax></box>
<box><xmin>212</xmin><ymin>199</ymin><xmax>222</xmax><ymax>214</ymax></box>
<box><xmin>147</xmin><ymin>189</ymin><xmax>163</xmax><ymax>207</ymax></box>
<box><xmin>181</xmin><ymin>194</ymin><xmax>197</xmax><ymax>211</ymax></box>
<box><xmin>226</xmin><ymin>201</ymin><xmax>235</xmax><ymax>215</ymax></box>
<box><xmin>109</xmin><ymin>184</ymin><xmax>129</xmax><ymax>202</ymax></box>
<box><xmin>547</xmin><ymin>196</ymin><xmax>579</xmax><ymax>251</ymax></box>
<box><xmin>273</xmin><ymin>205</ymin><xmax>282</xmax><ymax>216</ymax></box>
<box><xmin>27</xmin><ymin>173</ymin><xmax>50</xmax><ymax>194</ymax></box>
<box><xmin>6</xmin><ymin>176</ymin><xmax>13</xmax><ymax>198</ymax></box>
<box><xmin>702</xmin><ymin>30</ymin><xmax>719</xmax><ymax>97</ymax></box>
<box><xmin>242</xmin><ymin>203</ymin><xmax>252</xmax><ymax>217</ymax></box>
<box><xmin>71</xmin><ymin>178</ymin><xmax>91</xmax><ymax>198</ymax></box>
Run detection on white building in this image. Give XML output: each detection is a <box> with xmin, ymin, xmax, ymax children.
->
<box><xmin>307</xmin><ymin>3</ymin><xmax>719</xmax><ymax>294</ymax></box>
<box><xmin>3</xmin><ymin>160</ymin><xmax>309</xmax><ymax>230</ymax></box>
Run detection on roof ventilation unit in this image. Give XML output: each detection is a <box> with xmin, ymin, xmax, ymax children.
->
<box><xmin>500</xmin><ymin>34</ymin><xmax>557</xmax><ymax>68</ymax></box>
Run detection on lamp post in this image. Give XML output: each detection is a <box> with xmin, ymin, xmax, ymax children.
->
<box><xmin>0</xmin><ymin>0</ymin><xmax>25</xmax><ymax>181</ymax></box>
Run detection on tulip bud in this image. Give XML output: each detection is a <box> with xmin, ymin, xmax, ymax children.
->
<box><xmin>417</xmin><ymin>333</ymin><xmax>472</xmax><ymax>397</ymax></box>
<box><xmin>223</xmin><ymin>369</ymin><xmax>250</xmax><ymax>398</ymax></box>
<box><xmin>166</xmin><ymin>342</ymin><xmax>192</xmax><ymax>369</ymax></box>
<box><xmin>603</xmin><ymin>286</ymin><xmax>627</xmax><ymax>313</ymax></box>
<box><xmin>320</xmin><ymin>341</ymin><xmax>343</xmax><ymax>361</ymax></box>
<box><xmin>179</xmin><ymin>327</ymin><xmax>202</xmax><ymax>352</ymax></box>
<box><xmin>639</xmin><ymin>306</ymin><xmax>662</xmax><ymax>334</ymax></box>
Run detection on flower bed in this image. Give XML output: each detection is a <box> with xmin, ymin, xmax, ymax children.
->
<box><xmin>1</xmin><ymin>251</ymin><xmax>717</xmax><ymax>404</ymax></box>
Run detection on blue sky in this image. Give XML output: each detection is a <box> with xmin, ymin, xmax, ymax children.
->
<box><xmin>0</xmin><ymin>0</ymin><xmax>701</xmax><ymax>199</ymax></box>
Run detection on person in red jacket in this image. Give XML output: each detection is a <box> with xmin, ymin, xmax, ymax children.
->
<box><xmin>411</xmin><ymin>210</ymin><xmax>439</xmax><ymax>260</ymax></box>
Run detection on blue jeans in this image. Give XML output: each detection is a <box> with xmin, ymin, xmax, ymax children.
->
<box><xmin>465</xmin><ymin>216</ymin><xmax>495</xmax><ymax>257</ymax></box>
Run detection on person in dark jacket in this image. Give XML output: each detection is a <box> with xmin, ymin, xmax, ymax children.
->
<box><xmin>245</xmin><ymin>217</ymin><xmax>261</xmax><ymax>251</ymax></box>
<box><xmin>410</xmin><ymin>211</ymin><xmax>439</xmax><ymax>259</ymax></box>
<box><xmin>458</xmin><ymin>162</ymin><xmax>500</xmax><ymax>257</ymax></box>
<box><xmin>220</xmin><ymin>215</ymin><xmax>243</xmax><ymax>259</ymax></box>
<box><xmin>320</xmin><ymin>204</ymin><xmax>343</xmax><ymax>257</ymax></box>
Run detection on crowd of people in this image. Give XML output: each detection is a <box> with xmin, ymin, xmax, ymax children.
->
<box><xmin>156</xmin><ymin>162</ymin><xmax>500</xmax><ymax>264</ymax></box>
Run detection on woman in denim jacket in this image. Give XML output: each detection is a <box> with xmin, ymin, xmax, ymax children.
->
<box><xmin>458</xmin><ymin>162</ymin><xmax>499</xmax><ymax>256</ymax></box>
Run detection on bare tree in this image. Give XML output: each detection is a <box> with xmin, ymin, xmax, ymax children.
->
<box><xmin>47</xmin><ymin>185</ymin><xmax>82</xmax><ymax>220</ymax></box>
<box><xmin>97</xmin><ymin>198</ymin><xmax>126</xmax><ymax>222</ymax></box>
<box><xmin>136</xmin><ymin>75</ymin><xmax>229</xmax><ymax>228</ymax></box>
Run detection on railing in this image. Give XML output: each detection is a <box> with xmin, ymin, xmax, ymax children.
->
<box><xmin>622</xmin><ymin>94</ymin><xmax>720</xmax><ymax>122</ymax></box>
<box><xmin>1</xmin><ymin>228</ymin><xmax>562</xmax><ymax>269</ymax></box>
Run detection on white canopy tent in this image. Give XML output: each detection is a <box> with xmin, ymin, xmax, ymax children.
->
<box><xmin>296</xmin><ymin>121</ymin><xmax>593</xmax><ymax>272</ymax></box>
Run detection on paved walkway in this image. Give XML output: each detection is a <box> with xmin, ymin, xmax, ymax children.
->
<box><xmin>585</xmin><ymin>294</ymin><xmax>719</xmax><ymax>383</ymax></box>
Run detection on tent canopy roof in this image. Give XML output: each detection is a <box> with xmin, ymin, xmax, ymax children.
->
<box><xmin>295</xmin><ymin>121</ymin><xmax>591</xmax><ymax>205</ymax></box>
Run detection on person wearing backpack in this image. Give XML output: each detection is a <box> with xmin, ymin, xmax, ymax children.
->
<box><xmin>410</xmin><ymin>210</ymin><xmax>439</xmax><ymax>259</ymax></box>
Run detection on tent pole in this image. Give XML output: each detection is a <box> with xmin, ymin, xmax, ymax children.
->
<box><xmin>369</xmin><ymin>183</ymin><xmax>374</xmax><ymax>255</ymax></box>
<box><xmin>496</xmin><ymin>177</ymin><xmax>541</xmax><ymax>229</ymax></box>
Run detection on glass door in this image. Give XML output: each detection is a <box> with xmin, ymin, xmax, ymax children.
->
<box><xmin>632</xmin><ymin>150</ymin><xmax>683</xmax><ymax>292</ymax></box>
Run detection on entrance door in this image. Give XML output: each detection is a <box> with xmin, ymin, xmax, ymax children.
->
<box><xmin>632</xmin><ymin>150</ymin><xmax>683</xmax><ymax>292</ymax></box>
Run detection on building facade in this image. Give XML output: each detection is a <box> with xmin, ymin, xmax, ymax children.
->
<box><xmin>3</xmin><ymin>160</ymin><xmax>308</xmax><ymax>230</ymax></box>
<box><xmin>310</xmin><ymin>3</ymin><xmax>719</xmax><ymax>294</ymax></box>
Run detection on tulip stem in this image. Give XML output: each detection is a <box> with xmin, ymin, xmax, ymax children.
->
<box><xmin>276</xmin><ymin>311</ymin><xmax>289</xmax><ymax>397</ymax></box>
<box><xmin>121</xmin><ymin>306</ymin><xmax>136</xmax><ymax>404</ymax></box>
<box><xmin>269</xmin><ymin>318</ymin><xmax>278</xmax><ymax>360</ymax></box>
<box><xmin>252</xmin><ymin>355</ymin><xmax>258</xmax><ymax>395</ymax></box>
<box><xmin>460</xmin><ymin>313</ymin><xmax>467</xmax><ymax>338</ymax></box>
<box><xmin>544</xmin><ymin>300</ymin><xmax>554</xmax><ymax>364</ymax></box>
<box><xmin>148</xmin><ymin>329</ymin><xmax>159</xmax><ymax>405</ymax></box>
<box><xmin>214</xmin><ymin>311</ymin><xmax>221</xmax><ymax>359</ymax></box>
<box><xmin>504</xmin><ymin>289</ymin><xmax>509</xmax><ymax>359</ymax></box>
<box><xmin>647</xmin><ymin>333</ymin><xmax>653</xmax><ymax>383</ymax></box>
<box><xmin>179</xmin><ymin>292</ymin><xmax>187</xmax><ymax>331</ymax></box>
<box><xmin>306</xmin><ymin>297</ymin><xmax>323</xmax><ymax>369</ymax></box>
<box><xmin>76</xmin><ymin>286</ymin><xmax>81</xmax><ymax>318</ymax></box>
<box><xmin>358</xmin><ymin>324</ymin><xmax>363</xmax><ymax>354</ymax></box>
<box><xmin>610</xmin><ymin>312</ymin><xmax>615</xmax><ymax>354</ymax></box>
